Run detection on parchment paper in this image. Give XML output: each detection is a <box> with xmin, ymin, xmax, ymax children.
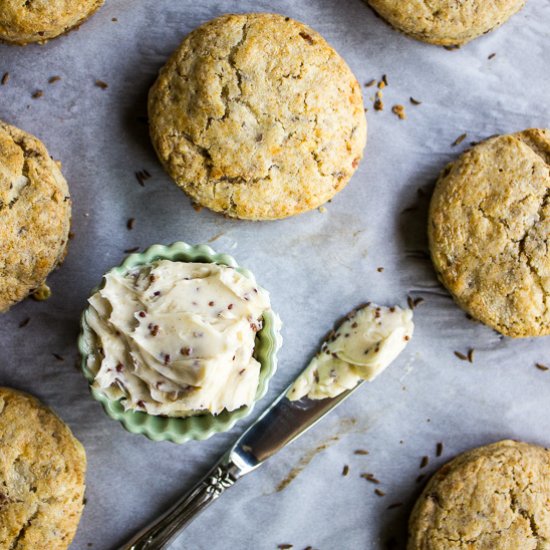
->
<box><xmin>1</xmin><ymin>1</ymin><xmax>549</xmax><ymax>549</ymax></box>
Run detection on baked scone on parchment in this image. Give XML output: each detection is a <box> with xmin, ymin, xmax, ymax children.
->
<box><xmin>0</xmin><ymin>120</ymin><xmax>71</xmax><ymax>312</ymax></box>
<box><xmin>0</xmin><ymin>387</ymin><xmax>86</xmax><ymax>550</ymax></box>
<box><xmin>365</xmin><ymin>0</ymin><xmax>526</xmax><ymax>46</ymax></box>
<box><xmin>0</xmin><ymin>0</ymin><xmax>104</xmax><ymax>44</ymax></box>
<box><xmin>429</xmin><ymin>129</ymin><xmax>550</xmax><ymax>338</ymax></box>
<box><xmin>148</xmin><ymin>13</ymin><xmax>367</xmax><ymax>220</ymax></box>
<box><xmin>408</xmin><ymin>440</ymin><xmax>550</xmax><ymax>549</ymax></box>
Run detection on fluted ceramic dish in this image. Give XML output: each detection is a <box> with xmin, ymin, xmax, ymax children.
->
<box><xmin>78</xmin><ymin>242</ymin><xmax>282</xmax><ymax>444</ymax></box>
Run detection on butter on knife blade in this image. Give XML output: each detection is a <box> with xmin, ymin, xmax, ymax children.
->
<box><xmin>287</xmin><ymin>302</ymin><xmax>414</xmax><ymax>401</ymax></box>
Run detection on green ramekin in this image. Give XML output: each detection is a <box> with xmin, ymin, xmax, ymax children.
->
<box><xmin>78</xmin><ymin>242</ymin><xmax>282</xmax><ymax>444</ymax></box>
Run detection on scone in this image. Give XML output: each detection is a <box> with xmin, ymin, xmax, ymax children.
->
<box><xmin>0</xmin><ymin>120</ymin><xmax>71</xmax><ymax>312</ymax></box>
<box><xmin>365</xmin><ymin>0</ymin><xmax>525</xmax><ymax>46</ymax></box>
<box><xmin>0</xmin><ymin>0</ymin><xmax>104</xmax><ymax>45</ymax></box>
<box><xmin>408</xmin><ymin>440</ymin><xmax>550</xmax><ymax>549</ymax></box>
<box><xmin>428</xmin><ymin>129</ymin><xmax>550</xmax><ymax>338</ymax></box>
<box><xmin>0</xmin><ymin>387</ymin><xmax>86</xmax><ymax>550</ymax></box>
<box><xmin>148</xmin><ymin>13</ymin><xmax>367</xmax><ymax>220</ymax></box>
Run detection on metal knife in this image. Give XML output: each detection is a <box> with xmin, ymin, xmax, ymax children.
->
<box><xmin>119</xmin><ymin>377</ymin><xmax>364</xmax><ymax>550</ymax></box>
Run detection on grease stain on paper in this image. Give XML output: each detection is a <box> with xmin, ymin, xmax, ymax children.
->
<box><xmin>273</xmin><ymin>417</ymin><xmax>364</xmax><ymax>493</ymax></box>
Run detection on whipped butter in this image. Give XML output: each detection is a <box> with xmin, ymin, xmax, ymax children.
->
<box><xmin>288</xmin><ymin>303</ymin><xmax>414</xmax><ymax>401</ymax></box>
<box><xmin>85</xmin><ymin>260</ymin><xmax>271</xmax><ymax>417</ymax></box>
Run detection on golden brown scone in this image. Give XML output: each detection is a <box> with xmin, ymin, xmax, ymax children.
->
<box><xmin>0</xmin><ymin>120</ymin><xmax>71</xmax><ymax>312</ymax></box>
<box><xmin>365</xmin><ymin>0</ymin><xmax>525</xmax><ymax>46</ymax></box>
<box><xmin>148</xmin><ymin>13</ymin><xmax>367</xmax><ymax>220</ymax></box>
<box><xmin>408</xmin><ymin>440</ymin><xmax>550</xmax><ymax>550</ymax></box>
<box><xmin>0</xmin><ymin>0</ymin><xmax>104</xmax><ymax>45</ymax></box>
<box><xmin>0</xmin><ymin>387</ymin><xmax>86</xmax><ymax>550</ymax></box>
<box><xmin>428</xmin><ymin>129</ymin><xmax>550</xmax><ymax>338</ymax></box>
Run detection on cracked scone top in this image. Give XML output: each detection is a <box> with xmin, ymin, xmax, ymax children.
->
<box><xmin>0</xmin><ymin>0</ymin><xmax>104</xmax><ymax>44</ymax></box>
<box><xmin>408</xmin><ymin>440</ymin><xmax>550</xmax><ymax>550</ymax></box>
<box><xmin>0</xmin><ymin>120</ymin><xmax>71</xmax><ymax>312</ymax></box>
<box><xmin>0</xmin><ymin>388</ymin><xmax>86</xmax><ymax>550</ymax></box>
<box><xmin>365</xmin><ymin>0</ymin><xmax>525</xmax><ymax>46</ymax></box>
<box><xmin>148</xmin><ymin>13</ymin><xmax>367</xmax><ymax>220</ymax></box>
<box><xmin>429</xmin><ymin>129</ymin><xmax>550</xmax><ymax>337</ymax></box>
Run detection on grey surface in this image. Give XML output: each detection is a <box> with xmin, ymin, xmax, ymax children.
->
<box><xmin>1</xmin><ymin>1</ymin><xmax>549</xmax><ymax>549</ymax></box>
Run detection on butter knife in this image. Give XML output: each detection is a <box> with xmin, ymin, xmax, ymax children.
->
<box><xmin>119</xmin><ymin>380</ymin><xmax>363</xmax><ymax>550</ymax></box>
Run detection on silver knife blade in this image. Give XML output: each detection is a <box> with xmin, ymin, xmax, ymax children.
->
<box><xmin>229</xmin><ymin>380</ymin><xmax>362</xmax><ymax>473</ymax></box>
<box><xmin>120</xmin><ymin>378</ymin><xmax>365</xmax><ymax>550</ymax></box>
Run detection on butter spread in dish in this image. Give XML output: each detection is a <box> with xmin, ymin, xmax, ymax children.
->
<box><xmin>85</xmin><ymin>260</ymin><xmax>271</xmax><ymax>417</ymax></box>
<box><xmin>288</xmin><ymin>303</ymin><xmax>414</xmax><ymax>401</ymax></box>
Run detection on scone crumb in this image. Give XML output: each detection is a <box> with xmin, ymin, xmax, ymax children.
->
<box><xmin>488</xmin><ymin>52</ymin><xmax>496</xmax><ymax>60</ymax></box>
<box><xmin>52</xmin><ymin>353</ymin><xmax>64</xmax><ymax>361</ymax></box>
<box><xmin>48</xmin><ymin>75</ymin><xmax>61</xmax><ymax>84</ymax></box>
<box><xmin>32</xmin><ymin>89</ymin><xmax>44</xmax><ymax>99</ymax></box>
<box><xmin>365</xmin><ymin>79</ymin><xmax>376</xmax><ymax>87</ymax></box>
<box><xmin>126</xmin><ymin>217</ymin><xmax>135</xmax><ymax>230</ymax></box>
<box><xmin>342</xmin><ymin>464</ymin><xmax>350</xmax><ymax>476</ymax></box>
<box><xmin>536</xmin><ymin>363</ymin><xmax>549</xmax><ymax>371</ymax></box>
<box><xmin>451</xmin><ymin>133</ymin><xmax>467</xmax><ymax>146</ymax></box>
<box><xmin>18</xmin><ymin>317</ymin><xmax>31</xmax><ymax>328</ymax></box>
<box><xmin>318</xmin><ymin>206</ymin><xmax>327</xmax><ymax>213</ymax></box>
<box><xmin>419</xmin><ymin>456</ymin><xmax>429</xmax><ymax>468</ymax></box>
<box><xmin>95</xmin><ymin>80</ymin><xmax>108</xmax><ymax>90</ymax></box>
<box><xmin>436</xmin><ymin>442</ymin><xmax>444</xmax><ymax>457</ymax></box>
<box><xmin>409</xmin><ymin>97</ymin><xmax>422</xmax><ymax>105</ymax></box>
<box><xmin>1</xmin><ymin>72</ymin><xmax>9</xmax><ymax>85</ymax></box>
<box><xmin>392</xmin><ymin>104</ymin><xmax>406</xmax><ymax>119</ymax></box>
<box><xmin>374</xmin><ymin>489</ymin><xmax>386</xmax><ymax>497</ymax></box>
<box><xmin>361</xmin><ymin>473</ymin><xmax>380</xmax><ymax>484</ymax></box>
<box><xmin>135</xmin><ymin>169</ymin><xmax>151</xmax><ymax>186</ymax></box>
<box><xmin>32</xmin><ymin>283</ymin><xmax>51</xmax><ymax>301</ymax></box>
<box><xmin>191</xmin><ymin>202</ymin><xmax>203</xmax><ymax>212</ymax></box>
<box><xmin>374</xmin><ymin>98</ymin><xmax>384</xmax><ymax>111</ymax></box>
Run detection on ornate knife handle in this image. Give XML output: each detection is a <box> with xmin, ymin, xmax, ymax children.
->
<box><xmin>119</xmin><ymin>456</ymin><xmax>241</xmax><ymax>550</ymax></box>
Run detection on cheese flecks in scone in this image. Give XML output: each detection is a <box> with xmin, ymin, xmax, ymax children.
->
<box><xmin>288</xmin><ymin>303</ymin><xmax>414</xmax><ymax>401</ymax></box>
<box><xmin>429</xmin><ymin>129</ymin><xmax>550</xmax><ymax>337</ymax></box>
<box><xmin>408</xmin><ymin>440</ymin><xmax>550</xmax><ymax>550</ymax></box>
<box><xmin>148</xmin><ymin>13</ymin><xmax>367</xmax><ymax>220</ymax></box>
<box><xmin>0</xmin><ymin>0</ymin><xmax>105</xmax><ymax>45</ymax></box>
<box><xmin>0</xmin><ymin>120</ymin><xmax>71</xmax><ymax>312</ymax></box>
<box><xmin>86</xmin><ymin>261</ymin><xmax>271</xmax><ymax>417</ymax></box>
<box><xmin>0</xmin><ymin>388</ymin><xmax>86</xmax><ymax>550</ymax></box>
<box><xmin>366</xmin><ymin>0</ymin><xmax>525</xmax><ymax>46</ymax></box>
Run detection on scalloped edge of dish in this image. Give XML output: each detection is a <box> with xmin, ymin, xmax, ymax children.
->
<box><xmin>78</xmin><ymin>242</ymin><xmax>282</xmax><ymax>444</ymax></box>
